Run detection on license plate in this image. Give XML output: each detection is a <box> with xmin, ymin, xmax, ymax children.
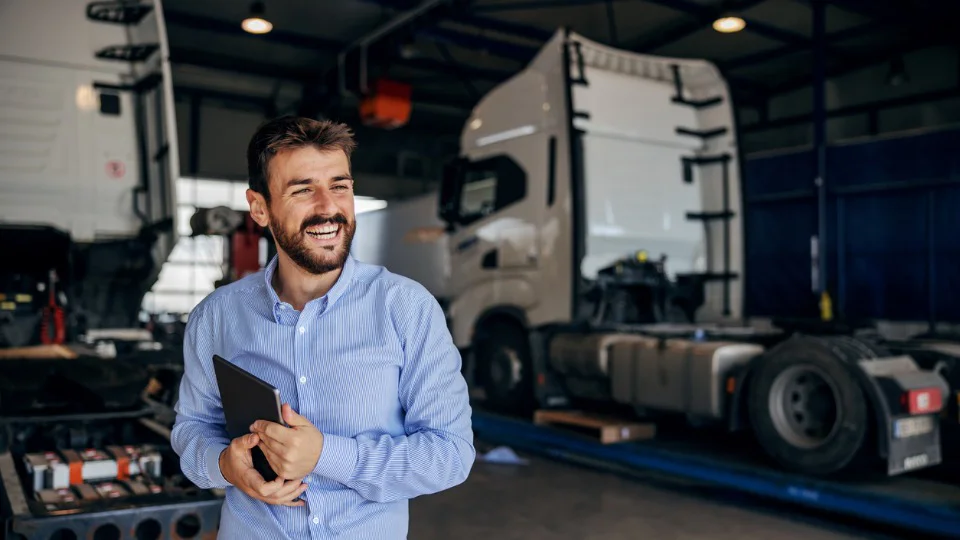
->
<box><xmin>894</xmin><ymin>416</ymin><xmax>934</xmax><ymax>439</ymax></box>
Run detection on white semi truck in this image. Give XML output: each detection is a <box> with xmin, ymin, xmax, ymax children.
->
<box><xmin>0</xmin><ymin>0</ymin><xmax>179</xmax><ymax>344</ymax></box>
<box><xmin>422</xmin><ymin>29</ymin><xmax>952</xmax><ymax>477</ymax></box>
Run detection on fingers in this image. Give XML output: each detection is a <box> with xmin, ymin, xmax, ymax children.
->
<box><xmin>258</xmin><ymin>442</ymin><xmax>288</xmax><ymax>478</ymax></box>
<box><xmin>243</xmin><ymin>467</ymin><xmax>284</xmax><ymax>498</ymax></box>
<box><xmin>251</xmin><ymin>421</ymin><xmax>292</xmax><ymax>447</ymax></box>
<box><xmin>270</xmin><ymin>479</ymin><xmax>308</xmax><ymax>503</ymax></box>
<box><xmin>234</xmin><ymin>432</ymin><xmax>260</xmax><ymax>449</ymax></box>
<box><xmin>281</xmin><ymin>403</ymin><xmax>311</xmax><ymax>427</ymax></box>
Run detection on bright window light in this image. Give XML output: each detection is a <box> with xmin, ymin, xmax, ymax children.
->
<box><xmin>356</xmin><ymin>196</ymin><xmax>387</xmax><ymax>214</ymax></box>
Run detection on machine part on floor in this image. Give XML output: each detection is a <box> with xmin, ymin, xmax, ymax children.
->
<box><xmin>2</xmin><ymin>450</ymin><xmax>221</xmax><ymax>540</ymax></box>
<box><xmin>23</xmin><ymin>445</ymin><xmax>162</xmax><ymax>491</ymax></box>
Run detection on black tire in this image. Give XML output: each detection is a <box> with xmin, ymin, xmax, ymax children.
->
<box><xmin>475</xmin><ymin>319</ymin><xmax>534</xmax><ymax>416</ymax></box>
<box><xmin>748</xmin><ymin>335</ymin><xmax>882</xmax><ymax>476</ymax></box>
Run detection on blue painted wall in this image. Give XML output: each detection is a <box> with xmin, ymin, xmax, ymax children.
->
<box><xmin>743</xmin><ymin>128</ymin><xmax>960</xmax><ymax>323</ymax></box>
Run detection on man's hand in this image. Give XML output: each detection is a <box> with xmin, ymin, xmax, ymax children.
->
<box><xmin>219</xmin><ymin>432</ymin><xmax>307</xmax><ymax>506</ymax></box>
<box><xmin>250</xmin><ymin>403</ymin><xmax>324</xmax><ymax>480</ymax></box>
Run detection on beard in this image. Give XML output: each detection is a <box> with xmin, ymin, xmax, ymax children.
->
<box><xmin>269</xmin><ymin>211</ymin><xmax>356</xmax><ymax>275</ymax></box>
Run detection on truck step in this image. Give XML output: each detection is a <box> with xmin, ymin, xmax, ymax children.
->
<box><xmin>86</xmin><ymin>1</ymin><xmax>154</xmax><ymax>25</ymax></box>
<box><xmin>685</xmin><ymin>211</ymin><xmax>735</xmax><ymax>221</ymax></box>
<box><xmin>676</xmin><ymin>127</ymin><xmax>729</xmax><ymax>140</ymax></box>
<box><xmin>670</xmin><ymin>65</ymin><xmax>724</xmax><ymax>109</ymax></box>
<box><xmin>94</xmin><ymin>44</ymin><xmax>159</xmax><ymax>63</ymax></box>
<box><xmin>533</xmin><ymin>410</ymin><xmax>655</xmax><ymax>444</ymax></box>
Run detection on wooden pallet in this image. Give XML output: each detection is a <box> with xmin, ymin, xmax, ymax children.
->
<box><xmin>533</xmin><ymin>409</ymin><xmax>656</xmax><ymax>444</ymax></box>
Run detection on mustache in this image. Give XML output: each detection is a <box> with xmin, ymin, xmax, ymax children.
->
<box><xmin>300</xmin><ymin>213</ymin><xmax>349</xmax><ymax>232</ymax></box>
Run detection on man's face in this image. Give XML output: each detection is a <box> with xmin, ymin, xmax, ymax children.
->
<box><xmin>248</xmin><ymin>146</ymin><xmax>356</xmax><ymax>275</ymax></box>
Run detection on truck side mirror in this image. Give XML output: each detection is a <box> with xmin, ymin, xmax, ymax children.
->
<box><xmin>438</xmin><ymin>158</ymin><xmax>465</xmax><ymax>226</ymax></box>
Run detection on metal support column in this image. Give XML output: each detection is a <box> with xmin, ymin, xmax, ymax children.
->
<box><xmin>812</xmin><ymin>0</ymin><xmax>830</xmax><ymax>319</ymax></box>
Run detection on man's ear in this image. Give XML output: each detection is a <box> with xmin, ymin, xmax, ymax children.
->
<box><xmin>246</xmin><ymin>189</ymin><xmax>270</xmax><ymax>228</ymax></box>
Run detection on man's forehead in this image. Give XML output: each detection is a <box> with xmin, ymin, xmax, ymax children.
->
<box><xmin>268</xmin><ymin>147</ymin><xmax>350</xmax><ymax>181</ymax></box>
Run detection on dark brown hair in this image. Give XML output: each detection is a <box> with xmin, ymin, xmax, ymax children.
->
<box><xmin>246</xmin><ymin>116</ymin><xmax>357</xmax><ymax>200</ymax></box>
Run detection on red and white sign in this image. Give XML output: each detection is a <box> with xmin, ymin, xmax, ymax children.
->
<box><xmin>105</xmin><ymin>160</ymin><xmax>126</xmax><ymax>179</ymax></box>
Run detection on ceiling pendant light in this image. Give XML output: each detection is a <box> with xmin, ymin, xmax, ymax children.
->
<box><xmin>242</xmin><ymin>1</ymin><xmax>273</xmax><ymax>35</ymax></box>
<box><xmin>713</xmin><ymin>15</ymin><xmax>746</xmax><ymax>33</ymax></box>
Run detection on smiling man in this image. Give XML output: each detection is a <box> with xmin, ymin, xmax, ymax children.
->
<box><xmin>171</xmin><ymin>116</ymin><xmax>475</xmax><ymax>539</ymax></box>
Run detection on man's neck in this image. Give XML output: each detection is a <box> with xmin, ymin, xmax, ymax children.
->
<box><xmin>272</xmin><ymin>253</ymin><xmax>343</xmax><ymax>311</ymax></box>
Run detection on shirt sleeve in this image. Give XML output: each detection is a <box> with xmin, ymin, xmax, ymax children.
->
<box><xmin>170</xmin><ymin>304</ymin><xmax>233</xmax><ymax>490</ymax></box>
<box><xmin>312</xmin><ymin>292</ymin><xmax>475</xmax><ymax>503</ymax></box>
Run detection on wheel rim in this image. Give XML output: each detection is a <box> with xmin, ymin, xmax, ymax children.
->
<box><xmin>488</xmin><ymin>347</ymin><xmax>522</xmax><ymax>392</ymax></box>
<box><xmin>768</xmin><ymin>364</ymin><xmax>841</xmax><ymax>449</ymax></box>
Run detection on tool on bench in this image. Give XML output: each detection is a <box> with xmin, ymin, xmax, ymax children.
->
<box><xmin>40</xmin><ymin>269</ymin><xmax>65</xmax><ymax>345</ymax></box>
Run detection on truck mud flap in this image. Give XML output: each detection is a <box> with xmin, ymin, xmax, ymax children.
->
<box><xmin>853</xmin><ymin>355</ymin><xmax>950</xmax><ymax>475</ymax></box>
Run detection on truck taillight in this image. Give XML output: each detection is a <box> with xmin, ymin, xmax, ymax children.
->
<box><xmin>902</xmin><ymin>388</ymin><xmax>942</xmax><ymax>414</ymax></box>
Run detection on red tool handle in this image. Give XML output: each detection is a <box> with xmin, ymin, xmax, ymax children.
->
<box><xmin>40</xmin><ymin>270</ymin><xmax>65</xmax><ymax>345</ymax></box>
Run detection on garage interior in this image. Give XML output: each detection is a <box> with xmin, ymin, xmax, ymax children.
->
<box><xmin>2</xmin><ymin>0</ymin><xmax>960</xmax><ymax>539</ymax></box>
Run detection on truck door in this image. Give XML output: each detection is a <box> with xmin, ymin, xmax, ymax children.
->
<box><xmin>444</xmin><ymin>151</ymin><xmax>538</xmax><ymax>272</ymax></box>
<box><xmin>439</xmin><ymin>137</ymin><xmax>547</xmax><ymax>347</ymax></box>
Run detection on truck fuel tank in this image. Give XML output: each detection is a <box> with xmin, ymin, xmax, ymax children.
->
<box><xmin>610</xmin><ymin>337</ymin><xmax>764</xmax><ymax>420</ymax></box>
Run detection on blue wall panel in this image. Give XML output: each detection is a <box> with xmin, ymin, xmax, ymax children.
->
<box><xmin>743</xmin><ymin>128</ymin><xmax>960</xmax><ymax>323</ymax></box>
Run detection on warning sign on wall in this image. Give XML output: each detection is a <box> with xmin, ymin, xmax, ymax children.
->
<box><xmin>105</xmin><ymin>160</ymin><xmax>126</xmax><ymax>179</ymax></box>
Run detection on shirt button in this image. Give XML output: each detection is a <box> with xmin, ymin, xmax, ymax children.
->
<box><xmin>312</xmin><ymin>517</ymin><xmax>320</xmax><ymax>525</ymax></box>
<box><xmin>299</xmin><ymin>326</ymin><xmax>305</xmax><ymax>334</ymax></box>
<box><xmin>299</xmin><ymin>376</ymin><xmax>307</xmax><ymax>384</ymax></box>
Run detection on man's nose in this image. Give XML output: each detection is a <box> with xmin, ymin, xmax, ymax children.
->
<box><xmin>311</xmin><ymin>188</ymin><xmax>339</xmax><ymax>214</ymax></box>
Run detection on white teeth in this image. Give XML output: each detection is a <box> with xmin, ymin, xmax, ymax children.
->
<box><xmin>306</xmin><ymin>224</ymin><xmax>339</xmax><ymax>239</ymax></box>
<box><xmin>306</xmin><ymin>225</ymin><xmax>339</xmax><ymax>235</ymax></box>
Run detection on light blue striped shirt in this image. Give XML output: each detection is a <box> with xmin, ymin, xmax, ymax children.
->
<box><xmin>171</xmin><ymin>254</ymin><xmax>475</xmax><ymax>539</ymax></box>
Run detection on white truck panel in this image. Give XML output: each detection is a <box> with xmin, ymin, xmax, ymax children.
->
<box><xmin>568</xmin><ymin>34</ymin><xmax>743</xmax><ymax>321</ymax></box>
<box><xmin>0</xmin><ymin>0</ymin><xmax>179</xmax><ymax>255</ymax></box>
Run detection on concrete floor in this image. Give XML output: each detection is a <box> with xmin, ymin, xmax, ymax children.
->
<box><xmin>409</xmin><ymin>446</ymin><xmax>902</xmax><ymax>540</ymax></box>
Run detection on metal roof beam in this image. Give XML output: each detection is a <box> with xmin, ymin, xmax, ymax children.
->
<box><xmin>164</xmin><ymin>10</ymin><xmax>341</xmax><ymax>51</ymax></box>
<box><xmin>640</xmin><ymin>0</ymin><xmax>812</xmax><ymax>47</ymax></box>
<box><xmin>472</xmin><ymin>0</ymin><xmax>622</xmax><ymax>12</ymax></box>
<box><xmin>631</xmin><ymin>0</ymin><xmax>768</xmax><ymax>52</ymax></box>
<box><xmin>721</xmin><ymin>20</ymin><xmax>881</xmax><ymax>71</ymax></box>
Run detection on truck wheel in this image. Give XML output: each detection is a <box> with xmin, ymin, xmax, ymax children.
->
<box><xmin>748</xmin><ymin>336</ymin><xmax>875</xmax><ymax>476</ymax></box>
<box><xmin>476</xmin><ymin>320</ymin><xmax>533</xmax><ymax>416</ymax></box>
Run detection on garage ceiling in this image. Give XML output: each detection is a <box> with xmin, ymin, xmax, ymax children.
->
<box><xmin>162</xmin><ymin>0</ymin><xmax>959</xmax><ymax>115</ymax></box>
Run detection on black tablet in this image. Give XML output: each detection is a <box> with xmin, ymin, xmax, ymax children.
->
<box><xmin>212</xmin><ymin>354</ymin><xmax>285</xmax><ymax>482</ymax></box>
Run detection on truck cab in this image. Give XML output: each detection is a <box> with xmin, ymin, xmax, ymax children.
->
<box><xmin>438</xmin><ymin>29</ymin><xmax>743</xmax><ymax>407</ymax></box>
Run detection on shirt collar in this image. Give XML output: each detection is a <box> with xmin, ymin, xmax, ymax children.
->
<box><xmin>263</xmin><ymin>254</ymin><xmax>357</xmax><ymax>320</ymax></box>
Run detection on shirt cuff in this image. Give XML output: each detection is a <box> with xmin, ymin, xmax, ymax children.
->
<box><xmin>205</xmin><ymin>442</ymin><xmax>231</xmax><ymax>488</ymax></box>
<box><xmin>313</xmin><ymin>434</ymin><xmax>358</xmax><ymax>486</ymax></box>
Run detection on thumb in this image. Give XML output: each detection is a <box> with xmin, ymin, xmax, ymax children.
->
<box><xmin>282</xmin><ymin>403</ymin><xmax>310</xmax><ymax>427</ymax></box>
<box><xmin>239</xmin><ymin>433</ymin><xmax>260</xmax><ymax>449</ymax></box>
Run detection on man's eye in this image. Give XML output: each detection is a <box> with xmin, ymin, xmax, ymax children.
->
<box><xmin>332</xmin><ymin>185</ymin><xmax>348</xmax><ymax>192</ymax></box>
<box><xmin>293</xmin><ymin>188</ymin><xmax>309</xmax><ymax>195</ymax></box>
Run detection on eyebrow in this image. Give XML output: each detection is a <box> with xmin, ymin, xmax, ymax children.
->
<box><xmin>285</xmin><ymin>175</ymin><xmax>353</xmax><ymax>189</ymax></box>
